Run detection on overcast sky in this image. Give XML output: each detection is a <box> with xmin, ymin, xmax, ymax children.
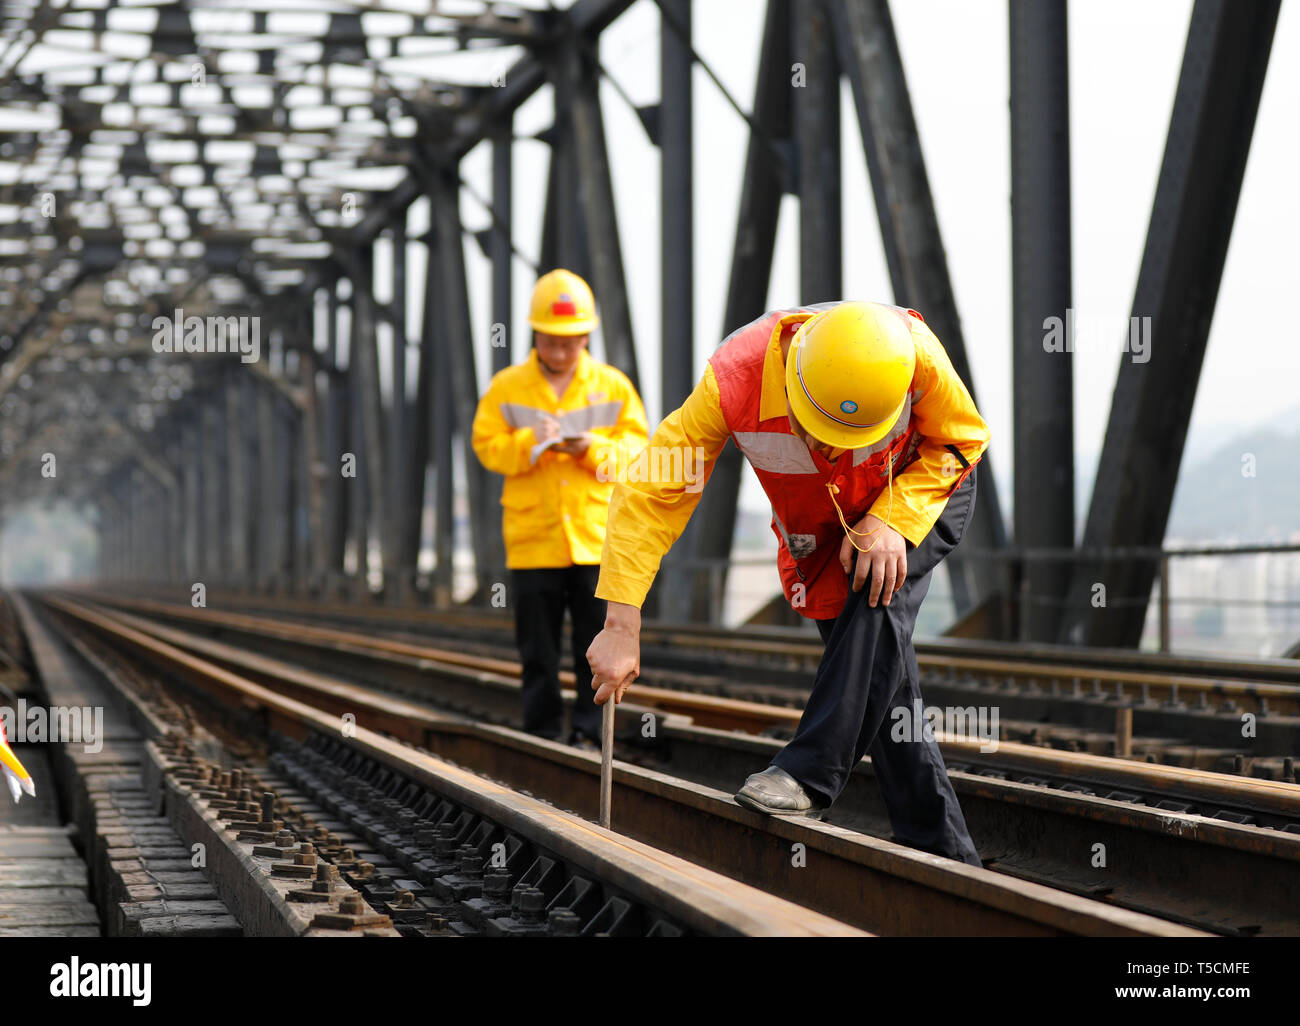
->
<box><xmin>428</xmin><ymin>0</ymin><xmax>1299</xmax><ymax>520</ymax></box>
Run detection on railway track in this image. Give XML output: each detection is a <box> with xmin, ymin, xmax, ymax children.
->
<box><xmin>31</xmin><ymin>593</ymin><xmax>1204</xmax><ymax>937</ymax></box>
<box><xmin>17</xmin><ymin>595</ymin><xmax>861</xmax><ymax>938</ymax></box>
<box><xmin>38</xmin><ymin>592</ymin><xmax>1300</xmax><ymax>936</ymax></box>
<box><xmin>84</xmin><ymin>588</ymin><xmax>1300</xmax><ymax>781</ymax></box>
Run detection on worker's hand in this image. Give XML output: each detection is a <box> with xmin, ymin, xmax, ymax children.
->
<box><xmin>553</xmin><ymin>432</ymin><xmax>594</xmax><ymax>457</ymax></box>
<box><xmin>532</xmin><ymin>417</ymin><xmax>561</xmax><ymax>445</ymax></box>
<box><xmin>840</xmin><ymin>514</ymin><xmax>907</xmax><ymax>607</ymax></box>
<box><xmin>587</xmin><ymin>602</ymin><xmax>641</xmax><ymax>705</ymax></box>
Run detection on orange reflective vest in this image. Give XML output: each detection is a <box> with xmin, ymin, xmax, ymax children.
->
<box><xmin>710</xmin><ymin>304</ymin><xmax>982</xmax><ymax>618</ymax></box>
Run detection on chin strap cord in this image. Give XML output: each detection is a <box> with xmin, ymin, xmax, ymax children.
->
<box><xmin>827</xmin><ymin>452</ymin><xmax>895</xmax><ymax>554</ymax></box>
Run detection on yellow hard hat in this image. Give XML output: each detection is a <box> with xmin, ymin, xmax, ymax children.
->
<box><xmin>528</xmin><ymin>269</ymin><xmax>599</xmax><ymax>337</ymax></box>
<box><xmin>785</xmin><ymin>302</ymin><xmax>917</xmax><ymax>451</ymax></box>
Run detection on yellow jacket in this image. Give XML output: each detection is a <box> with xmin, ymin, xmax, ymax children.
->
<box><xmin>595</xmin><ymin>310</ymin><xmax>990</xmax><ymax>609</ymax></box>
<box><xmin>473</xmin><ymin>349</ymin><xmax>649</xmax><ymax>569</ymax></box>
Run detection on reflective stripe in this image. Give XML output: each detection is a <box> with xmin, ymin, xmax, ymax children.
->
<box><xmin>733</xmin><ymin>431</ymin><xmax>820</xmax><ymax>474</ymax></box>
<box><xmin>499</xmin><ymin>402</ymin><xmax>548</xmax><ymax>430</ymax></box>
<box><xmin>560</xmin><ymin>401</ymin><xmax>623</xmax><ymax>433</ymax></box>
<box><xmin>499</xmin><ymin>400</ymin><xmax>623</xmax><ymax>434</ymax></box>
<box><xmin>772</xmin><ymin>510</ymin><xmax>818</xmax><ymax>560</ymax></box>
<box><xmin>853</xmin><ymin>391</ymin><xmax>913</xmax><ymax>464</ymax></box>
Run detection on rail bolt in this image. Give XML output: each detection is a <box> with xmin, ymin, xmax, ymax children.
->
<box><xmin>548</xmin><ymin>909</ymin><xmax>582</xmax><ymax>936</ymax></box>
<box><xmin>518</xmin><ymin>887</ymin><xmax>547</xmax><ymax>924</ymax></box>
<box><xmin>483</xmin><ymin>870</ymin><xmax>510</xmax><ymax>901</ymax></box>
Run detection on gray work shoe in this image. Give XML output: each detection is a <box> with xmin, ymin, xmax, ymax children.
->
<box><xmin>734</xmin><ymin>767</ymin><xmax>826</xmax><ymax>819</ymax></box>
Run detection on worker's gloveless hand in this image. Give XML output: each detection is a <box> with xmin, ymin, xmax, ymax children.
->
<box><xmin>553</xmin><ymin>431</ymin><xmax>594</xmax><ymax>457</ymax></box>
<box><xmin>840</xmin><ymin>513</ymin><xmax>907</xmax><ymax>607</ymax></box>
<box><xmin>587</xmin><ymin>610</ymin><xmax>641</xmax><ymax>705</ymax></box>
<box><xmin>532</xmin><ymin>417</ymin><xmax>561</xmax><ymax>444</ymax></box>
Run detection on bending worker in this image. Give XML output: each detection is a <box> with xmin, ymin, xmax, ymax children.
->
<box><xmin>473</xmin><ymin>269</ymin><xmax>648</xmax><ymax>750</ymax></box>
<box><xmin>586</xmin><ymin>301</ymin><xmax>988</xmax><ymax>865</ymax></box>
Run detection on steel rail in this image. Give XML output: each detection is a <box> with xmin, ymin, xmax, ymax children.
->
<box><xmin>57</xmin><ymin>594</ymin><xmax>1300</xmax><ymax>935</ymax></box>
<box><xmin>40</xmin><ymin>594</ymin><xmax>1203</xmax><ymax>937</ymax></box>
<box><xmin>74</xmin><ymin>594</ymin><xmax>1300</xmax><ymax>792</ymax></box>
<box><xmin>80</xmin><ymin>587</ymin><xmax>1300</xmax><ymax>691</ymax></box>
<box><xmin>37</xmin><ymin>596</ymin><xmax>862</xmax><ymax>938</ymax></box>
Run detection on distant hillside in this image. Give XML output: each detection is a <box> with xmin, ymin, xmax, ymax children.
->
<box><xmin>1069</xmin><ymin>408</ymin><xmax>1300</xmax><ymax>544</ymax></box>
<box><xmin>1167</xmin><ymin>424</ymin><xmax>1300</xmax><ymax>542</ymax></box>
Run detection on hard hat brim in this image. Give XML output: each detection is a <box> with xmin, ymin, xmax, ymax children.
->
<box><xmin>785</xmin><ymin>323</ymin><xmax>908</xmax><ymax>451</ymax></box>
<box><xmin>529</xmin><ymin>316</ymin><xmax>599</xmax><ymax>337</ymax></box>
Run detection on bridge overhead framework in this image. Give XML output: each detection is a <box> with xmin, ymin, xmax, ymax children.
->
<box><xmin>0</xmin><ymin>0</ymin><xmax>1285</xmax><ymax>646</ymax></box>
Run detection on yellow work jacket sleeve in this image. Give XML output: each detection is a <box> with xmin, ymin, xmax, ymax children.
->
<box><xmin>595</xmin><ymin>365</ymin><xmax>731</xmax><ymax>609</ymax></box>
<box><xmin>471</xmin><ymin>383</ymin><xmax>535</xmax><ymax>477</ymax></box>
<box><xmin>870</xmin><ymin>321</ymin><xmax>991</xmax><ymax>546</ymax></box>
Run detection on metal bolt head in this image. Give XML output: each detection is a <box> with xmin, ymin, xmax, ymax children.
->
<box><xmin>459</xmin><ymin>852</ymin><xmax>483</xmax><ymax>878</ymax></box>
<box><xmin>518</xmin><ymin>887</ymin><xmax>546</xmax><ymax>922</ymax></box>
<box><xmin>549</xmin><ymin>908</ymin><xmax>581</xmax><ymax>936</ymax></box>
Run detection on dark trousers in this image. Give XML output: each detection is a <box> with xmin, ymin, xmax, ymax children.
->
<box><xmin>511</xmin><ymin>565</ymin><xmax>604</xmax><ymax>742</ymax></box>
<box><xmin>771</xmin><ymin>473</ymin><xmax>982</xmax><ymax>866</ymax></box>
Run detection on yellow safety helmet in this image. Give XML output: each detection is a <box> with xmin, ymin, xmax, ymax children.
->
<box><xmin>785</xmin><ymin>302</ymin><xmax>917</xmax><ymax>451</ymax></box>
<box><xmin>528</xmin><ymin>269</ymin><xmax>599</xmax><ymax>337</ymax></box>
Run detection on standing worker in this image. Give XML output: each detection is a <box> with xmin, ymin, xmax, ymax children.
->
<box><xmin>586</xmin><ymin>301</ymin><xmax>989</xmax><ymax>865</ymax></box>
<box><xmin>473</xmin><ymin>269</ymin><xmax>648</xmax><ymax>750</ymax></box>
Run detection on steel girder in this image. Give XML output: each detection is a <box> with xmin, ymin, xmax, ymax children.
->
<box><xmin>1010</xmin><ymin>0</ymin><xmax>1074</xmax><ymax>642</ymax></box>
